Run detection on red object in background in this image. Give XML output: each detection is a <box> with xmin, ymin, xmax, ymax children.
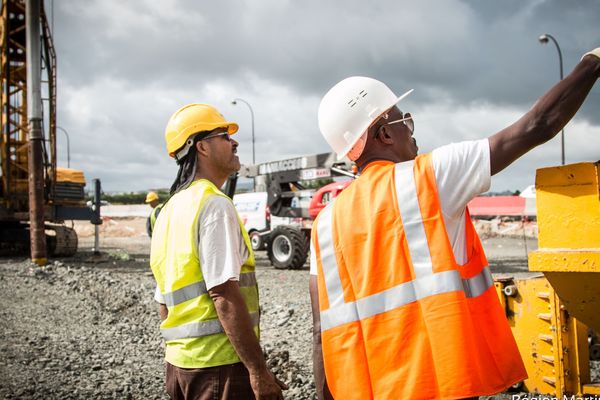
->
<box><xmin>308</xmin><ymin>180</ymin><xmax>353</xmax><ymax>219</ymax></box>
<box><xmin>467</xmin><ymin>196</ymin><xmax>526</xmax><ymax>216</ymax></box>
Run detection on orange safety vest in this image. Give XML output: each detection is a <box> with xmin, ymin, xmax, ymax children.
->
<box><xmin>312</xmin><ymin>155</ymin><xmax>527</xmax><ymax>400</ymax></box>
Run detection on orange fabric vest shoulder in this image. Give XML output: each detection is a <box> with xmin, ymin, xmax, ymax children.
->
<box><xmin>312</xmin><ymin>154</ymin><xmax>526</xmax><ymax>400</ymax></box>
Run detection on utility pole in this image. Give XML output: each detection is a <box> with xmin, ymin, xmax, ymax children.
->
<box><xmin>26</xmin><ymin>0</ymin><xmax>47</xmax><ymax>265</ymax></box>
<box><xmin>539</xmin><ymin>33</ymin><xmax>565</xmax><ymax>165</ymax></box>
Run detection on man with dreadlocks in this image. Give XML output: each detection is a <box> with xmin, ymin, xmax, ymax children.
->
<box><xmin>150</xmin><ymin>104</ymin><xmax>286</xmax><ymax>400</ymax></box>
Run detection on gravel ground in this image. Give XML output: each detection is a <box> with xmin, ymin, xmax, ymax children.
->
<box><xmin>0</xmin><ymin>230</ymin><xmax>597</xmax><ymax>399</ymax></box>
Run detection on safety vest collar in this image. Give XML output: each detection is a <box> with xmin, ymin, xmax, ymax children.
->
<box><xmin>360</xmin><ymin>159</ymin><xmax>395</xmax><ymax>174</ymax></box>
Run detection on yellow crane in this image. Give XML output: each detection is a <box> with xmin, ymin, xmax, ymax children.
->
<box><xmin>0</xmin><ymin>0</ymin><xmax>101</xmax><ymax>262</ymax></box>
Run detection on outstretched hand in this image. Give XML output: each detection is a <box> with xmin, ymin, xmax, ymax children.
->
<box><xmin>582</xmin><ymin>47</ymin><xmax>600</xmax><ymax>60</ymax></box>
<box><xmin>582</xmin><ymin>47</ymin><xmax>600</xmax><ymax>78</ymax></box>
<box><xmin>249</xmin><ymin>367</ymin><xmax>288</xmax><ymax>400</ymax></box>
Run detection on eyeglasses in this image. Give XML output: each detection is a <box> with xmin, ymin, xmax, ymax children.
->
<box><xmin>373</xmin><ymin>111</ymin><xmax>414</xmax><ymax>140</ymax></box>
<box><xmin>174</xmin><ymin>130</ymin><xmax>232</xmax><ymax>161</ymax></box>
<box><xmin>385</xmin><ymin>112</ymin><xmax>413</xmax><ymax>133</ymax></box>
<box><xmin>203</xmin><ymin>131</ymin><xmax>232</xmax><ymax>141</ymax></box>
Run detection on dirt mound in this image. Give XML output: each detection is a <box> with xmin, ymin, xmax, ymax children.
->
<box><xmin>473</xmin><ymin>218</ymin><xmax>537</xmax><ymax>239</ymax></box>
<box><xmin>74</xmin><ymin>217</ymin><xmax>148</xmax><ymax>238</ymax></box>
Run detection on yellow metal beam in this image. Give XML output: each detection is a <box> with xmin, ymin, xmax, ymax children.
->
<box><xmin>529</xmin><ymin>250</ymin><xmax>600</xmax><ymax>273</ymax></box>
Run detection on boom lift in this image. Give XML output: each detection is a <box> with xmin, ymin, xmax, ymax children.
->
<box><xmin>232</xmin><ymin>152</ymin><xmax>355</xmax><ymax>269</ymax></box>
<box><xmin>0</xmin><ymin>0</ymin><xmax>101</xmax><ymax>258</ymax></box>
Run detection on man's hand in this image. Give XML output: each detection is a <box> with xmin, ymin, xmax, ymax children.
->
<box><xmin>249</xmin><ymin>367</ymin><xmax>287</xmax><ymax>400</ymax></box>
<box><xmin>582</xmin><ymin>47</ymin><xmax>600</xmax><ymax>78</ymax></box>
<box><xmin>488</xmin><ymin>46</ymin><xmax>599</xmax><ymax>175</ymax></box>
<box><xmin>158</xmin><ymin>303</ymin><xmax>168</xmax><ymax>321</ymax></box>
<box><xmin>582</xmin><ymin>47</ymin><xmax>600</xmax><ymax>61</ymax></box>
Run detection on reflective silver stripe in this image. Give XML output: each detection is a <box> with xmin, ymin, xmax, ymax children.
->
<box><xmin>320</xmin><ymin>267</ymin><xmax>493</xmax><ymax>331</ymax></box>
<box><xmin>317</xmin><ymin>202</ymin><xmax>346</xmax><ymax>308</ymax></box>
<box><xmin>162</xmin><ymin>272</ymin><xmax>257</xmax><ymax>307</ymax></box>
<box><xmin>163</xmin><ymin>281</ymin><xmax>207</xmax><ymax>307</ymax></box>
<box><xmin>161</xmin><ymin>311</ymin><xmax>260</xmax><ymax>341</ymax></box>
<box><xmin>463</xmin><ymin>266</ymin><xmax>493</xmax><ymax>298</ymax></box>
<box><xmin>394</xmin><ymin>161</ymin><xmax>434</xmax><ymax>279</ymax></box>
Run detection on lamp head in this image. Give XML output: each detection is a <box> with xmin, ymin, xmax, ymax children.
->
<box><xmin>538</xmin><ymin>34</ymin><xmax>549</xmax><ymax>44</ymax></box>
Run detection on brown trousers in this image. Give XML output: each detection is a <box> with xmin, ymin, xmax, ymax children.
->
<box><xmin>166</xmin><ymin>362</ymin><xmax>254</xmax><ymax>400</ymax></box>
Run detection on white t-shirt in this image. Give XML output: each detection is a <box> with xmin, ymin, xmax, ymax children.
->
<box><xmin>155</xmin><ymin>195</ymin><xmax>249</xmax><ymax>303</ymax></box>
<box><xmin>309</xmin><ymin>139</ymin><xmax>491</xmax><ymax>275</ymax></box>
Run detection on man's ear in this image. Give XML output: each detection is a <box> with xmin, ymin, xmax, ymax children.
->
<box><xmin>195</xmin><ymin>140</ymin><xmax>209</xmax><ymax>157</ymax></box>
<box><xmin>377</xmin><ymin>125</ymin><xmax>394</xmax><ymax>144</ymax></box>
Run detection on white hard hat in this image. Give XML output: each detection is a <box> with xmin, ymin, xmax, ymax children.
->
<box><xmin>318</xmin><ymin>76</ymin><xmax>413</xmax><ymax>160</ymax></box>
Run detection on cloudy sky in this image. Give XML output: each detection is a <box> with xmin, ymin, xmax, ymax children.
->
<box><xmin>49</xmin><ymin>0</ymin><xmax>599</xmax><ymax>194</ymax></box>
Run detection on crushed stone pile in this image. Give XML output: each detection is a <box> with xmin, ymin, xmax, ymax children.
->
<box><xmin>0</xmin><ymin>252</ymin><xmax>315</xmax><ymax>399</ymax></box>
<box><xmin>1</xmin><ymin>235</ymin><xmax>597</xmax><ymax>400</ymax></box>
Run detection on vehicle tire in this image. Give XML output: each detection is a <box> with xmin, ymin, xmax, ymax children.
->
<box><xmin>591</xmin><ymin>344</ymin><xmax>600</xmax><ymax>361</ymax></box>
<box><xmin>266</xmin><ymin>226</ymin><xmax>309</xmax><ymax>270</ymax></box>
<box><xmin>46</xmin><ymin>225</ymin><xmax>78</xmax><ymax>257</ymax></box>
<box><xmin>249</xmin><ymin>230</ymin><xmax>264</xmax><ymax>251</ymax></box>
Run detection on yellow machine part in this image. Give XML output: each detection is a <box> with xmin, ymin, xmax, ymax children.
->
<box><xmin>532</xmin><ymin>162</ymin><xmax>599</xmax><ymax>250</ymax></box>
<box><xmin>529</xmin><ymin>162</ymin><xmax>600</xmax><ymax>333</ymax></box>
<box><xmin>56</xmin><ymin>167</ymin><xmax>86</xmax><ymax>185</ymax></box>
<box><xmin>495</xmin><ymin>276</ymin><xmax>599</xmax><ymax>397</ymax></box>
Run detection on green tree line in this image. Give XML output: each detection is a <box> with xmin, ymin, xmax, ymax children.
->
<box><xmin>93</xmin><ymin>179</ymin><xmax>336</xmax><ymax>205</ymax></box>
<box><xmin>96</xmin><ymin>190</ymin><xmax>170</xmax><ymax>205</ymax></box>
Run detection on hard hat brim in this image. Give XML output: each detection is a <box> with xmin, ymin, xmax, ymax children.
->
<box><xmin>225</xmin><ymin>123</ymin><xmax>239</xmax><ymax>135</ymax></box>
<box><xmin>167</xmin><ymin>122</ymin><xmax>239</xmax><ymax>157</ymax></box>
<box><xmin>336</xmin><ymin>88</ymin><xmax>414</xmax><ymax>160</ymax></box>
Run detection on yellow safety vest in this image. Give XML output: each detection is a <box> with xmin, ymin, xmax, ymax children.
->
<box><xmin>150</xmin><ymin>179</ymin><xmax>259</xmax><ymax>369</ymax></box>
<box><xmin>150</xmin><ymin>202</ymin><xmax>164</xmax><ymax>230</ymax></box>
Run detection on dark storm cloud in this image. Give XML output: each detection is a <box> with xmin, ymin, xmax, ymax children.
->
<box><xmin>50</xmin><ymin>0</ymin><xmax>599</xmax><ymax>192</ymax></box>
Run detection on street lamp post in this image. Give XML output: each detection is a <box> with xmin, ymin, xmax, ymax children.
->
<box><xmin>538</xmin><ymin>33</ymin><xmax>565</xmax><ymax>165</ymax></box>
<box><xmin>57</xmin><ymin>126</ymin><xmax>70</xmax><ymax>168</ymax></box>
<box><xmin>231</xmin><ymin>98</ymin><xmax>255</xmax><ymax>165</ymax></box>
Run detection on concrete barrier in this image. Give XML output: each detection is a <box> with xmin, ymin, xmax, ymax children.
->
<box><xmin>101</xmin><ymin>204</ymin><xmax>151</xmax><ymax>218</ymax></box>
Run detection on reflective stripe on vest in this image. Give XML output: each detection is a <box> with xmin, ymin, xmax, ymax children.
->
<box><xmin>161</xmin><ymin>272</ymin><xmax>257</xmax><ymax>307</ymax></box>
<box><xmin>317</xmin><ymin>160</ymin><xmax>494</xmax><ymax>331</ymax></box>
<box><xmin>161</xmin><ymin>311</ymin><xmax>260</xmax><ymax>341</ymax></box>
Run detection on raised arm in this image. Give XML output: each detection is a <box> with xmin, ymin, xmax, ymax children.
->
<box><xmin>489</xmin><ymin>49</ymin><xmax>599</xmax><ymax>175</ymax></box>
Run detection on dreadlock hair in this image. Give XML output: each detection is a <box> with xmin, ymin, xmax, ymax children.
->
<box><xmin>169</xmin><ymin>132</ymin><xmax>207</xmax><ymax>196</ymax></box>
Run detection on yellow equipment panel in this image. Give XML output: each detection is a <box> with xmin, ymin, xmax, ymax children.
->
<box><xmin>495</xmin><ymin>277</ymin><xmax>590</xmax><ymax>397</ymax></box>
<box><xmin>529</xmin><ymin>162</ymin><xmax>600</xmax><ymax>332</ymax></box>
<box><xmin>532</xmin><ymin>162</ymin><xmax>600</xmax><ymax>250</ymax></box>
<box><xmin>522</xmin><ymin>161</ymin><xmax>600</xmax><ymax>397</ymax></box>
<box><xmin>56</xmin><ymin>167</ymin><xmax>87</xmax><ymax>185</ymax></box>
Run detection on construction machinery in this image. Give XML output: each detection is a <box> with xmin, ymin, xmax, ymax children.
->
<box><xmin>494</xmin><ymin>161</ymin><xmax>600</xmax><ymax>397</ymax></box>
<box><xmin>0</xmin><ymin>0</ymin><xmax>101</xmax><ymax>260</ymax></box>
<box><xmin>229</xmin><ymin>152</ymin><xmax>355</xmax><ymax>269</ymax></box>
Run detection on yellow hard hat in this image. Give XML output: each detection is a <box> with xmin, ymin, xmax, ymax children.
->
<box><xmin>164</xmin><ymin>103</ymin><xmax>238</xmax><ymax>157</ymax></box>
<box><xmin>145</xmin><ymin>191</ymin><xmax>159</xmax><ymax>203</ymax></box>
